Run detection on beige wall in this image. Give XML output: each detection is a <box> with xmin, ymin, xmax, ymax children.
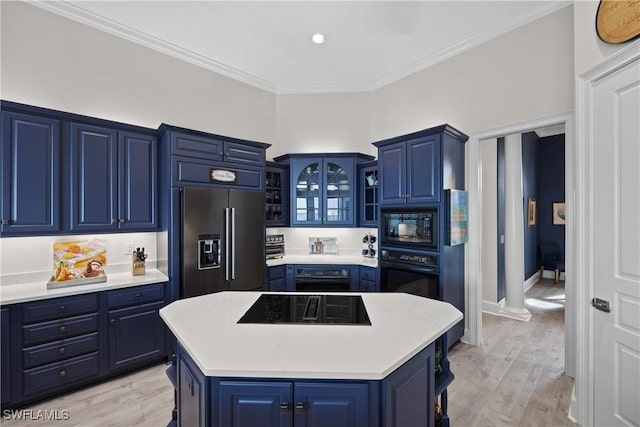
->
<box><xmin>370</xmin><ymin>5</ymin><xmax>575</xmax><ymax>140</ymax></box>
<box><xmin>0</xmin><ymin>1</ymin><xmax>276</xmax><ymax>144</ymax></box>
<box><xmin>2</xmin><ymin>2</ymin><xmax>579</xmax><ymax>156</ymax></box>
<box><xmin>573</xmin><ymin>1</ymin><xmax>630</xmax><ymax>76</ymax></box>
<box><xmin>274</xmin><ymin>92</ymin><xmax>373</xmax><ymax>160</ymax></box>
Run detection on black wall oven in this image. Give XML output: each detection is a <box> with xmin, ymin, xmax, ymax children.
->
<box><xmin>380</xmin><ymin>206</ymin><xmax>438</xmax><ymax>251</ymax></box>
<box><xmin>379</xmin><ymin>248</ymin><xmax>439</xmax><ymax>300</ymax></box>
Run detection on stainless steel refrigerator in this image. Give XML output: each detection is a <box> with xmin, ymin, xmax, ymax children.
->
<box><xmin>181</xmin><ymin>187</ymin><xmax>265</xmax><ymax>298</ymax></box>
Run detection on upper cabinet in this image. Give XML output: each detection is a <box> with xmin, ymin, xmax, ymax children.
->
<box><xmin>70</xmin><ymin>123</ymin><xmax>157</xmax><ymax>232</ymax></box>
<box><xmin>1</xmin><ymin>101</ymin><xmax>158</xmax><ymax>236</ymax></box>
<box><xmin>160</xmin><ymin>125</ymin><xmax>269</xmax><ymax>190</ymax></box>
<box><xmin>274</xmin><ymin>153</ymin><xmax>373</xmax><ymax>227</ymax></box>
<box><xmin>265</xmin><ymin>162</ymin><xmax>288</xmax><ymax>227</ymax></box>
<box><xmin>374</xmin><ymin>125</ymin><xmax>468</xmax><ymax>206</ymax></box>
<box><xmin>358</xmin><ymin>161</ymin><xmax>378</xmax><ymax>227</ymax></box>
<box><xmin>1</xmin><ymin>111</ymin><xmax>61</xmax><ymax>235</ymax></box>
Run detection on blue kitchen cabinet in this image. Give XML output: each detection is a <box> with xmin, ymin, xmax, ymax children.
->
<box><xmin>374</xmin><ymin>125</ymin><xmax>468</xmax><ymax>206</ymax></box>
<box><xmin>216</xmin><ymin>380</ymin><xmax>370</xmax><ymax>427</ymax></box>
<box><xmin>266</xmin><ymin>162</ymin><xmax>289</xmax><ymax>226</ymax></box>
<box><xmin>1</xmin><ymin>111</ymin><xmax>61</xmax><ymax>235</ymax></box>
<box><xmin>106</xmin><ymin>284</ymin><xmax>167</xmax><ymax>372</ymax></box>
<box><xmin>267</xmin><ymin>265</ymin><xmax>290</xmax><ymax>292</ymax></box>
<box><xmin>358</xmin><ymin>161</ymin><xmax>378</xmax><ymax>227</ymax></box>
<box><xmin>161</xmin><ymin>125</ymin><xmax>269</xmax><ymax>191</ymax></box>
<box><xmin>274</xmin><ymin>153</ymin><xmax>374</xmax><ymax>227</ymax></box>
<box><xmin>358</xmin><ymin>266</ymin><xmax>379</xmax><ymax>292</ymax></box>
<box><xmin>70</xmin><ymin>123</ymin><xmax>157</xmax><ymax>232</ymax></box>
<box><xmin>1</xmin><ymin>308</ymin><xmax>10</xmax><ymax>406</ymax></box>
<box><xmin>19</xmin><ymin>293</ymin><xmax>100</xmax><ymax>402</ymax></box>
<box><xmin>178</xmin><ymin>347</ymin><xmax>207</xmax><ymax>427</ymax></box>
<box><xmin>218</xmin><ymin>381</ymin><xmax>293</xmax><ymax>427</ymax></box>
<box><xmin>376</xmin><ymin>136</ymin><xmax>440</xmax><ymax>205</ymax></box>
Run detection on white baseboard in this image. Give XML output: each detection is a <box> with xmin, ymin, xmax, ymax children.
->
<box><xmin>524</xmin><ymin>272</ymin><xmax>539</xmax><ymax>292</ymax></box>
<box><xmin>482</xmin><ymin>298</ymin><xmax>505</xmax><ymax>316</ymax></box>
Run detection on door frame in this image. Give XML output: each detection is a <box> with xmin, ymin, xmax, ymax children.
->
<box><xmin>575</xmin><ymin>40</ymin><xmax>640</xmax><ymax>426</ymax></box>
<box><xmin>465</xmin><ymin>110</ymin><xmax>576</xmax><ymax>378</ymax></box>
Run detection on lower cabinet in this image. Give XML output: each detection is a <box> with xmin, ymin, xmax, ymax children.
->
<box><xmin>358</xmin><ymin>266</ymin><xmax>379</xmax><ymax>292</ymax></box>
<box><xmin>174</xmin><ymin>343</ymin><xmax>436</xmax><ymax>427</ymax></box>
<box><xmin>267</xmin><ymin>265</ymin><xmax>290</xmax><ymax>292</ymax></box>
<box><xmin>218</xmin><ymin>381</ymin><xmax>370</xmax><ymax>427</ymax></box>
<box><xmin>1</xmin><ymin>308</ymin><xmax>10</xmax><ymax>406</ymax></box>
<box><xmin>107</xmin><ymin>284</ymin><xmax>166</xmax><ymax>372</ymax></box>
<box><xmin>1</xmin><ymin>281</ymin><xmax>169</xmax><ymax>410</ymax></box>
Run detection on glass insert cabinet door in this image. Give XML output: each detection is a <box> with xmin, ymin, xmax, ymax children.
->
<box><xmin>292</xmin><ymin>157</ymin><xmax>354</xmax><ymax>226</ymax></box>
<box><xmin>295</xmin><ymin>162</ymin><xmax>321</xmax><ymax>222</ymax></box>
<box><xmin>325</xmin><ymin>162</ymin><xmax>350</xmax><ymax>222</ymax></box>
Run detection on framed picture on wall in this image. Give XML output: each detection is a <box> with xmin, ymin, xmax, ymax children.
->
<box><xmin>553</xmin><ymin>202</ymin><xmax>566</xmax><ymax>225</ymax></box>
<box><xmin>527</xmin><ymin>198</ymin><xmax>537</xmax><ymax>227</ymax></box>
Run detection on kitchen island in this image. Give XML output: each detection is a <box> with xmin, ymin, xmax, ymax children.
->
<box><xmin>160</xmin><ymin>291</ymin><xmax>462</xmax><ymax>427</ymax></box>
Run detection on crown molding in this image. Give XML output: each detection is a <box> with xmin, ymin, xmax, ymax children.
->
<box><xmin>30</xmin><ymin>0</ymin><xmax>278</xmax><ymax>93</ymax></box>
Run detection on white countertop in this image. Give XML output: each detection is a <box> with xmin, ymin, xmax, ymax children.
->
<box><xmin>0</xmin><ymin>269</ymin><xmax>170</xmax><ymax>305</ymax></box>
<box><xmin>267</xmin><ymin>255</ymin><xmax>378</xmax><ymax>267</ymax></box>
<box><xmin>160</xmin><ymin>291</ymin><xmax>462</xmax><ymax>380</ymax></box>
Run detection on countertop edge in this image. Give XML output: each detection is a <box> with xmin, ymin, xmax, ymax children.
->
<box><xmin>0</xmin><ymin>269</ymin><xmax>170</xmax><ymax>305</ymax></box>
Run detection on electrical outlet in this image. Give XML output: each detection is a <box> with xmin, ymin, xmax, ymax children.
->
<box><xmin>125</xmin><ymin>242</ymin><xmax>134</xmax><ymax>255</ymax></box>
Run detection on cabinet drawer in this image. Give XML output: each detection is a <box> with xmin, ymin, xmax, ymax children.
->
<box><xmin>173</xmin><ymin>156</ymin><xmax>263</xmax><ymax>189</ymax></box>
<box><xmin>22</xmin><ymin>294</ymin><xmax>97</xmax><ymax>324</ymax></box>
<box><xmin>23</xmin><ymin>314</ymin><xmax>98</xmax><ymax>346</ymax></box>
<box><xmin>23</xmin><ymin>352</ymin><xmax>99</xmax><ymax>397</ymax></box>
<box><xmin>359</xmin><ymin>267</ymin><xmax>377</xmax><ymax>282</ymax></box>
<box><xmin>268</xmin><ymin>265</ymin><xmax>286</xmax><ymax>280</ymax></box>
<box><xmin>171</xmin><ymin>132</ymin><xmax>222</xmax><ymax>161</ymax></box>
<box><xmin>107</xmin><ymin>283</ymin><xmax>165</xmax><ymax>309</ymax></box>
<box><xmin>23</xmin><ymin>332</ymin><xmax>98</xmax><ymax>369</ymax></box>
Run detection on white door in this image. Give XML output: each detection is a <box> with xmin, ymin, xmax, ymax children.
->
<box><xmin>592</xmin><ymin>56</ymin><xmax>640</xmax><ymax>426</ymax></box>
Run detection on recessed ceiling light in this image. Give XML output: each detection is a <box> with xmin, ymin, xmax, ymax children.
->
<box><xmin>311</xmin><ymin>33</ymin><xmax>326</xmax><ymax>44</ymax></box>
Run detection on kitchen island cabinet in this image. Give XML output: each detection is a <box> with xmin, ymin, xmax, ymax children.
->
<box><xmin>161</xmin><ymin>291</ymin><xmax>461</xmax><ymax>427</ymax></box>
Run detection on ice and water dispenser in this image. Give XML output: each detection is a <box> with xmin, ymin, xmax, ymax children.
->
<box><xmin>198</xmin><ymin>234</ymin><xmax>221</xmax><ymax>270</ymax></box>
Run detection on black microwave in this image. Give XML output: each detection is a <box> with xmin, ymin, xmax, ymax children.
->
<box><xmin>380</xmin><ymin>207</ymin><xmax>438</xmax><ymax>250</ymax></box>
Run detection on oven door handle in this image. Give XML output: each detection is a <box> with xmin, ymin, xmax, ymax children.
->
<box><xmin>380</xmin><ymin>260</ymin><xmax>439</xmax><ymax>275</ymax></box>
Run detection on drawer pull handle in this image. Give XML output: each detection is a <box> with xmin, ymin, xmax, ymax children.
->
<box><xmin>59</xmin><ymin>370</ymin><xmax>66</xmax><ymax>378</ymax></box>
<box><xmin>59</xmin><ymin>306</ymin><xmax>65</xmax><ymax>312</ymax></box>
<box><xmin>59</xmin><ymin>347</ymin><xmax>66</xmax><ymax>354</ymax></box>
<box><xmin>119</xmin><ymin>218</ymin><xmax>126</xmax><ymax>223</ymax></box>
<box><xmin>135</xmin><ymin>293</ymin><xmax>142</xmax><ymax>298</ymax></box>
<box><xmin>110</xmin><ymin>319</ymin><xmax>116</xmax><ymax>325</ymax></box>
<box><xmin>280</xmin><ymin>402</ymin><xmax>290</xmax><ymax>413</ymax></box>
<box><xmin>295</xmin><ymin>401</ymin><xmax>305</xmax><ymax>413</ymax></box>
<box><xmin>1</xmin><ymin>219</ymin><xmax>9</xmax><ymax>225</ymax></box>
<box><xmin>59</xmin><ymin>326</ymin><xmax>66</xmax><ymax>333</ymax></box>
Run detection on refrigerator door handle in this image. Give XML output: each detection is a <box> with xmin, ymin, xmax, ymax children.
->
<box><xmin>231</xmin><ymin>208</ymin><xmax>236</xmax><ymax>280</ymax></box>
<box><xmin>225</xmin><ymin>208</ymin><xmax>230</xmax><ymax>281</ymax></box>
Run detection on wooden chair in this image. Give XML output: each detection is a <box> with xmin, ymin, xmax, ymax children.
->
<box><xmin>539</xmin><ymin>242</ymin><xmax>564</xmax><ymax>284</ymax></box>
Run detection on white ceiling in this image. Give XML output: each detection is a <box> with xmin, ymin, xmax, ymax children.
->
<box><xmin>34</xmin><ymin>1</ymin><xmax>571</xmax><ymax>94</ymax></box>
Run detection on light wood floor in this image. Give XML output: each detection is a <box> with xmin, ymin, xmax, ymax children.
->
<box><xmin>447</xmin><ymin>279</ymin><xmax>577</xmax><ymax>427</ymax></box>
<box><xmin>2</xmin><ymin>279</ymin><xmax>576</xmax><ymax>427</ymax></box>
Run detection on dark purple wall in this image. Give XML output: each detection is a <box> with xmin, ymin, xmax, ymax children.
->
<box><xmin>521</xmin><ymin>132</ymin><xmax>540</xmax><ymax>279</ymax></box>
<box><xmin>537</xmin><ymin>134</ymin><xmax>566</xmax><ymax>260</ymax></box>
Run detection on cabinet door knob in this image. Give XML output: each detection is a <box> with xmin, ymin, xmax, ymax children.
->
<box><xmin>1</xmin><ymin>219</ymin><xmax>9</xmax><ymax>225</ymax></box>
<box><xmin>279</xmin><ymin>402</ymin><xmax>290</xmax><ymax>413</ymax></box>
<box><xmin>59</xmin><ymin>347</ymin><xmax>66</xmax><ymax>354</ymax></box>
<box><xmin>59</xmin><ymin>305</ymin><xmax>65</xmax><ymax>312</ymax></box>
<box><xmin>110</xmin><ymin>319</ymin><xmax>116</xmax><ymax>325</ymax></box>
<box><xmin>295</xmin><ymin>401</ymin><xmax>305</xmax><ymax>413</ymax></box>
<box><xmin>59</xmin><ymin>370</ymin><xmax>66</xmax><ymax>378</ymax></box>
<box><xmin>119</xmin><ymin>218</ymin><xmax>126</xmax><ymax>223</ymax></box>
<box><xmin>135</xmin><ymin>293</ymin><xmax>142</xmax><ymax>298</ymax></box>
<box><xmin>111</xmin><ymin>218</ymin><xmax>116</xmax><ymax>224</ymax></box>
<box><xmin>59</xmin><ymin>325</ymin><xmax>66</xmax><ymax>333</ymax></box>
<box><xmin>219</xmin><ymin>151</ymin><xmax>224</xmax><ymax>156</ymax></box>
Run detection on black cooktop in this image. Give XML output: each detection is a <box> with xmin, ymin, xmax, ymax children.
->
<box><xmin>238</xmin><ymin>294</ymin><xmax>371</xmax><ymax>325</ymax></box>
